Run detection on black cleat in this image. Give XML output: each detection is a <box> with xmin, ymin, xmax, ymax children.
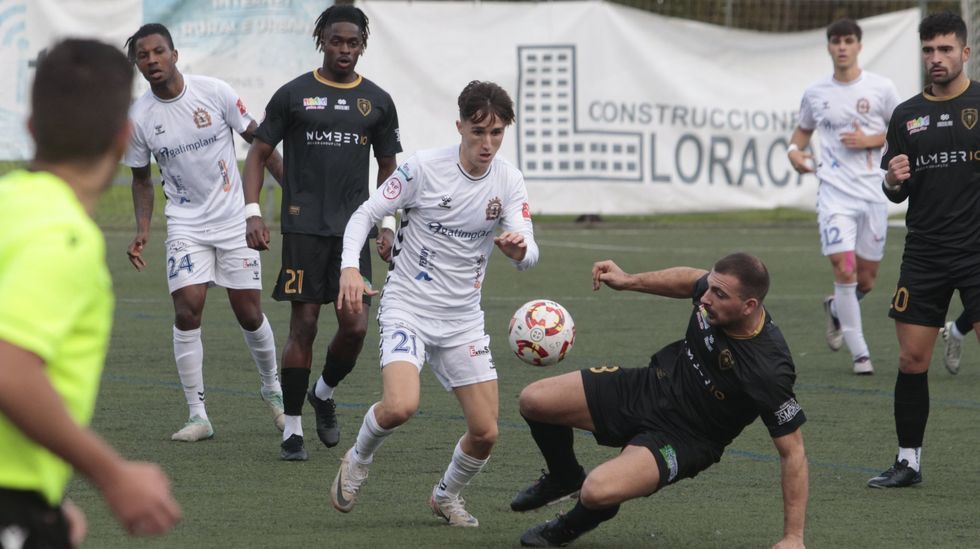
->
<box><xmin>307</xmin><ymin>388</ymin><xmax>340</xmax><ymax>448</ymax></box>
<box><xmin>520</xmin><ymin>515</ymin><xmax>584</xmax><ymax>547</ymax></box>
<box><xmin>280</xmin><ymin>434</ymin><xmax>308</xmax><ymax>461</ymax></box>
<box><xmin>867</xmin><ymin>458</ymin><xmax>921</xmax><ymax>488</ymax></box>
<box><xmin>511</xmin><ymin>469</ymin><xmax>586</xmax><ymax>512</ymax></box>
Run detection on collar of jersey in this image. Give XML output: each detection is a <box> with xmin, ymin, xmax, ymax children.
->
<box><xmin>456</xmin><ymin>162</ymin><xmax>492</xmax><ymax>181</ymax></box>
<box><xmin>312</xmin><ymin>70</ymin><xmax>362</xmax><ymax>89</ymax></box>
<box><xmin>923</xmin><ymin>79</ymin><xmax>971</xmax><ymax>102</ymax></box>
<box><xmin>725</xmin><ymin>309</ymin><xmax>767</xmax><ymax>340</ymax></box>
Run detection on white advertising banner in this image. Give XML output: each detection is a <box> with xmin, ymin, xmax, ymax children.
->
<box><xmin>0</xmin><ymin>0</ymin><xmax>921</xmax><ymax>214</ymax></box>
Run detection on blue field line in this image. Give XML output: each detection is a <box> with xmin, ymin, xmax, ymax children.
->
<box><xmin>796</xmin><ymin>382</ymin><xmax>980</xmax><ymax>409</ymax></box>
<box><xmin>103</xmin><ymin>374</ymin><xmax>889</xmax><ymax>475</ymax></box>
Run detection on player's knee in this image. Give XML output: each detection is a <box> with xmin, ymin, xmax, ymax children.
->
<box><xmin>467</xmin><ymin>424</ymin><xmax>498</xmax><ymax>449</ymax></box>
<box><xmin>517</xmin><ymin>382</ymin><xmax>547</xmax><ymax>419</ymax></box>
<box><xmin>579</xmin><ymin>476</ymin><xmax>622</xmax><ymax>508</ymax></box>
<box><xmin>337</xmin><ymin>322</ymin><xmax>368</xmax><ymax>346</ymax></box>
<box><xmin>898</xmin><ymin>351</ymin><xmax>930</xmax><ymax>374</ymax></box>
<box><xmin>377</xmin><ymin>401</ymin><xmax>416</xmax><ymax>428</ymax></box>
<box><xmin>173</xmin><ymin>308</ymin><xmax>202</xmax><ymax>330</ymax></box>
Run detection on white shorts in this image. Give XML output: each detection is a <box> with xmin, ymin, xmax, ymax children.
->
<box><xmin>816</xmin><ymin>183</ymin><xmax>888</xmax><ymax>260</ymax></box>
<box><xmin>164</xmin><ymin>224</ymin><xmax>262</xmax><ymax>294</ymax></box>
<box><xmin>378</xmin><ymin>307</ymin><xmax>497</xmax><ymax>391</ymax></box>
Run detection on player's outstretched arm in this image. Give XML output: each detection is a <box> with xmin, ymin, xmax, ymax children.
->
<box><xmin>127</xmin><ymin>165</ymin><xmax>154</xmax><ymax>271</ymax></box>
<box><xmin>243</xmin><ymin>138</ymin><xmax>275</xmax><ymax>251</ymax></box>
<box><xmin>593</xmin><ymin>261</ymin><xmax>706</xmax><ymax>298</ymax></box>
<box><xmin>772</xmin><ymin>428</ymin><xmax>808</xmax><ymax>549</ymax></box>
<box><xmin>0</xmin><ymin>341</ymin><xmax>181</xmax><ymax>536</ymax></box>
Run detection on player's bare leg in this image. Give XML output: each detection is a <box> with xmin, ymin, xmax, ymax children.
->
<box><xmin>309</xmin><ymin>304</ymin><xmax>369</xmax><ymax>447</ymax></box>
<box><xmin>170</xmin><ymin>283</ymin><xmax>213</xmax><ymax>442</ymax></box>
<box><xmin>228</xmin><ymin>288</ymin><xmax>282</xmax><ymax>432</ymax></box>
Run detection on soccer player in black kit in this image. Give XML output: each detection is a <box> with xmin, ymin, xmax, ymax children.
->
<box><xmin>242</xmin><ymin>5</ymin><xmax>401</xmax><ymax>461</ymax></box>
<box><xmin>868</xmin><ymin>12</ymin><xmax>980</xmax><ymax>488</ymax></box>
<box><xmin>512</xmin><ymin>253</ymin><xmax>808</xmax><ymax>548</ymax></box>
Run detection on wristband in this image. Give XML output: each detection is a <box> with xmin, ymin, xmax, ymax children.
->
<box><xmin>786</xmin><ymin>143</ymin><xmax>800</xmax><ymax>155</ymax></box>
<box><xmin>380</xmin><ymin>215</ymin><xmax>397</xmax><ymax>232</ymax></box>
<box><xmin>244</xmin><ymin>202</ymin><xmax>262</xmax><ymax>219</ymax></box>
<box><xmin>883</xmin><ymin>178</ymin><xmax>903</xmax><ymax>192</ymax></box>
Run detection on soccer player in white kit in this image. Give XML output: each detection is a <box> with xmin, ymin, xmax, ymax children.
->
<box><xmin>122</xmin><ymin>24</ymin><xmax>286</xmax><ymax>441</ymax></box>
<box><xmin>330</xmin><ymin>81</ymin><xmax>539</xmax><ymax>526</ymax></box>
<box><xmin>788</xmin><ymin>18</ymin><xmax>900</xmax><ymax>375</ymax></box>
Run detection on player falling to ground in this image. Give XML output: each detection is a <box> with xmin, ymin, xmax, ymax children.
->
<box><xmin>330</xmin><ymin>81</ymin><xmax>539</xmax><ymax>527</ymax></box>
<box><xmin>243</xmin><ymin>5</ymin><xmax>401</xmax><ymax>461</ymax></box>
<box><xmin>123</xmin><ymin>23</ymin><xmax>285</xmax><ymax>443</ymax></box>
<box><xmin>788</xmin><ymin>18</ymin><xmax>900</xmax><ymax>376</ymax></box>
<box><xmin>0</xmin><ymin>38</ymin><xmax>180</xmax><ymax>545</ymax></box>
<box><xmin>869</xmin><ymin>11</ymin><xmax>980</xmax><ymax>488</ymax></box>
<box><xmin>512</xmin><ymin>254</ymin><xmax>807</xmax><ymax>548</ymax></box>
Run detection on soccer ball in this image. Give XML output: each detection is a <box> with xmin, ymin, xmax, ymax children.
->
<box><xmin>508</xmin><ymin>299</ymin><xmax>575</xmax><ymax>366</ymax></box>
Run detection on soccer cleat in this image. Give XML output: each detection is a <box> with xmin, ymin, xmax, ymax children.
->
<box><xmin>520</xmin><ymin>514</ymin><xmax>585</xmax><ymax>547</ymax></box>
<box><xmin>511</xmin><ymin>469</ymin><xmax>586</xmax><ymax>512</ymax></box>
<box><xmin>171</xmin><ymin>415</ymin><xmax>213</xmax><ymax>442</ymax></box>
<box><xmin>852</xmin><ymin>356</ymin><xmax>874</xmax><ymax>375</ymax></box>
<box><xmin>279</xmin><ymin>434</ymin><xmax>308</xmax><ymax>461</ymax></box>
<box><xmin>941</xmin><ymin>321</ymin><xmax>963</xmax><ymax>375</ymax></box>
<box><xmin>823</xmin><ymin>296</ymin><xmax>844</xmax><ymax>351</ymax></box>
<box><xmin>260</xmin><ymin>386</ymin><xmax>286</xmax><ymax>432</ymax></box>
<box><xmin>867</xmin><ymin>458</ymin><xmax>922</xmax><ymax>488</ymax></box>
<box><xmin>307</xmin><ymin>388</ymin><xmax>340</xmax><ymax>447</ymax></box>
<box><xmin>429</xmin><ymin>486</ymin><xmax>479</xmax><ymax>527</ymax></box>
<box><xmin>331</xmin><ymin>448</ymin><xmax>370</xmax><ymax>513</ymax></box>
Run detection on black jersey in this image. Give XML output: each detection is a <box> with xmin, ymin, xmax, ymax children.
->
<box><xmin>881</xmin><ymin>82</ymin><xmax>980</xmax><ymax>253</ymax></box>
<box><xmin>649</xmin><ymin>275</ymin><xmax>805</xmax><ymax>446</ymax></box>
<box><xmin>256</xmin><ymin>71</ymin><xmax>401</xmax><ymax>236</ymax></box>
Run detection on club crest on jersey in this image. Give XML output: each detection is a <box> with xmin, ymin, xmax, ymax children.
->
<box><xmin>719</xmin><ymin>349</ymin><xmax>735</xmax><ymax>370</ymax></box>
<box><xmin>193</xmin><ymin>107</ymin><xmax>212</xmax><ymax>129</ymax></box>
<box><xmin>856</xmin><ymin>98</ymin><xmax>870</xmax><ymax>114</ymax></box>
<box><xmin>357</xmin><ymin>98</ymin><xmax>372</xmax><ymax>117</ymax></box>
<box><xmin>382</xmin><ymin>177</ymin><xmax>402</xmax><ymax>199</ymax></box>
<box><xmin>962</xmin><ymin>108</ymin><xmax>978</xmax><ymax>130</ymax></box>
<box><xmin>486</xmin><ymin>197</ymin><xmax>502</xmax><ymax>220</ymax></box>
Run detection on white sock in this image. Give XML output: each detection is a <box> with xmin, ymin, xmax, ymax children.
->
<box><xmin>315</xmin><ymin>376</ymin><xmax>335</xmax><ymax>400</ymax></box>
<box><xmin>174</xmin><ymin>326</ymin><xmax>207</xmax><ymax>420</ymax></box>
<box><xmin>834</xmin><ymin>282</ymin><xmax>870</xmax><ymax>361</ymax></box>
<box><xmin>898</xmin><ymin>447</ymin><xmax>921</xmax><ymax>471</ymax></box>
<box><xmin>435</xmin><ymin>438</ymin><xmax>489</xmax><ymax>499</ymax></box>
<box><xmin>283</xmin><ymin>415</ymin><xmax>303</xmax><ymax>440</ymax></box>
<box><xmin>353</xmin><ymin>403</ymin><xmax>395</xmax><ymax>465</ymax></box>
<box><xmin>949</xmin><ymin>321</ymin><xmax>965</xmax><ymax>340</ymax></box>
<box><xmin>241</xmin><ymin>315</ymin><xmax>280</xmax><ymax>391</ymax></box>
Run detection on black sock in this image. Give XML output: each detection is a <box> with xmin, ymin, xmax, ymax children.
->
<box><xmin>321</xmin><ymin>350</ymin><xmax>356</xmax><ymax>388</ymax></box>
<box><xmin>955</xmin><ymin>312</ymin><xmax>973</xmax><ymax>336</ymax></box>
<box><xmin>564</xmin><ymin>500</ymin><xmax>620</xmax><ymax>533</ymax></box>
<box><xmin>524</xmin><ymin>416</ymin><xmax>584</xmax><ymax>484</ymax></box>
<box><xmin>281</xmin><ymin>367</ymin><xmax>311</xmax><ymax>416</ymax></box>
<box><xmin>894</xmin><ymin>371</ymin><xmax>929</xmax><ymax>448</ymax></box>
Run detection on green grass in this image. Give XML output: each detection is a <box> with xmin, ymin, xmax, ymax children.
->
<box><xmin>67</xmin><ymin>220</ymin><xmax>978</xmax><ymax>548</ymax></box>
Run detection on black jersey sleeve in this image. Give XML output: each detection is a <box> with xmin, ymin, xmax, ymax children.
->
<box><xmin>371</xmin><ymin>94</ymin><xmax>402</xmax><ymax>159</ymax></box>
<box><xmin>880</xmin><ymin>105</ymin><xmax>912</xmax><ymax>203</ymax></box>
<box><xmin>691</xmin><ymin>273</ymin><xmax>709</xmax><ymax>305</ymax></box>
<box><xmin>740</xmin><ymin>336</ymin><xmax>806</xmax><ymax>438</ymax></box>
<box><xmin>255</xmin><ymin>84</ymin><xmax>289</xmax><ymax>148</ymax></box>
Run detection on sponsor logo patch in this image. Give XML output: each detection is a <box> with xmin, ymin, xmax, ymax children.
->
<box><xmin>775</xmin><ymin>398</ymin><xmax>802</xmax><ymax>425</ymax></box>
<box><xmin>236</xmin><ymin>98</ymin><xmax>247</xmax><ymax>115</ymax></box>
<box><xmin>382</xmin><ymin>178</ymin><xmax>402</xmax><ymax>199</ymax></box>
<box><xmin>303</xmin><ymin>97</ymin><xmax>328</xmax><ymax>110</ymax></box>
<box><xmin>659</xmin><ymin>445</ymin><xmax>679</xmax><ymax>483</ymax></box>
<box><xmin>522</xmin><ymin>202</ymin><xmax>531</xmax><ymax>219</ymax></box>
<box><xmin>938</xmin><ymin>113</ymin><xmax>953</xmax><ymax>128</ymax></box>
<box><xmin>906</xmin><ymin>115</ymin><xmax>929</xmax><ymax>135</ymax></box>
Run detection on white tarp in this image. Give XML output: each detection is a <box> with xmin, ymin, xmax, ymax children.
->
<box><xmin>0</xmin><ymin>0</ymin><xmax>921</xmax><ymax>214</ymax></box>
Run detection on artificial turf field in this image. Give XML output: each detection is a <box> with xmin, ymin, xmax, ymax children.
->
<box><xmin>68</xmin><ymin>198</ymin><xmax>978</xmax><ymax>548</ymax></box>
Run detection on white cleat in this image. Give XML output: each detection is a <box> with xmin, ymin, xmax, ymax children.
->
<box><xmin>260</xmin><ymin>386</ymin><xmax>286</xmax><ymax>432</ymax></box>
<box><xmin>171</xmin><ymin>415</ymin><xmax>214</xmax><ymax>442</ymax></box>
<box><xmin>941</xmin><ymin>321</ymin><xmax>963</xmax><ymax>375</ymax></box>
<box><xmin>331</xmin><ymin>448</ymin><xmax>370</xmax><ymax>513</ymax></box>
<box><xmin>429</xmin><ymin>486</ymin><xmax>479</xmax><ymax>527</ymax></box>
<box><xmin>823</xmin><ymin>296</ymin><xmax>844</xmax><ymax>352</ymax></box>
<box><xmin>852</xmin><ymin>356</ymin><xmax>874</xmax><ymax>375</ymax></box>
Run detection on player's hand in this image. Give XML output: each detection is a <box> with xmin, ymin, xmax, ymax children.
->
<box><xmin>787</xmin><ymin>149</ymin><xmax>815</xmax><ymax>174</ymax></box>
<box><xmin>62</xmin><ymin>498</ymin><xmax>88</xmax><ymax>548</ymax></box>
<box><xmin>376</xmin><ymin>228</ymin><xmax>394</xmax><ymax>262</ymax></box>
<box><xmin>840</xmin><ymin>121</ymin><xmax>868</xmax><ymax>149</ymax></box>
<box><xmin>592</xmin><ymin>259</ymin><xmax>630</xmax><ymax>291</ymax></box>
<box><xmin>494</xmin><ymin>231</ymin><xmax>527</xmax><ymax>261</ymax></box>
<box><xmin>245</xmin><ymin>216</ymin><xmax>270</xmax><ymax>251</ymax></box>
<box><xmin>772</xmin><ymin>534</ymin><xmax>805</xmax><ymax>549</ymax></box>
<box><xmin>336</xmin><ymin>267</ymin><xmax>377</xmax><ymax>315</ymax></box>
<box><xmin>885</xmin><ymin>154</ymin><xmax>911</xmax><ymax>188</ymax></box>
<box><xmin>98</xmin><ymin>461</ymin><xmax>181</xmax><ymax>536</ymax></box>
<box><xmin>126</xmin><ymin>234</ymin><xmax>148</xmax><ymax>271</ymax></box>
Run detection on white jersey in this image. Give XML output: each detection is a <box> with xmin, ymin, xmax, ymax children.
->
<box><xmin>798</xmin><ymin>71</ymin><xmax>900</xmax><ymax>203</ymax></box>
<box><xmin>123</xmin><ymin>74</ymin><xmax>255</xmax><ymax>233</ymax></box>
<box><xmin>342</xmin><ymin>145</ymin><xmax>539</xmax><ymax>320</ymax></box>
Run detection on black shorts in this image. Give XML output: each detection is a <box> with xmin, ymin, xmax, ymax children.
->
<box><xmin>580</xmin><ymin>367</ymin><xmax>723</xmax><ymax>490</ymax></box>
<box><xmin>888</xmin><ymin>249</ymin><xmax>980</xmax><ymax>327</ymax></box>
<box><xmin>273</xmin><ymin>234</ymin><xmax>372</xmax><ymax>305</ymax></box>
<box><xmin>0</xmin><ymin>488</ymin><xmax>70</xmax><ymax>548</ymax></box>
